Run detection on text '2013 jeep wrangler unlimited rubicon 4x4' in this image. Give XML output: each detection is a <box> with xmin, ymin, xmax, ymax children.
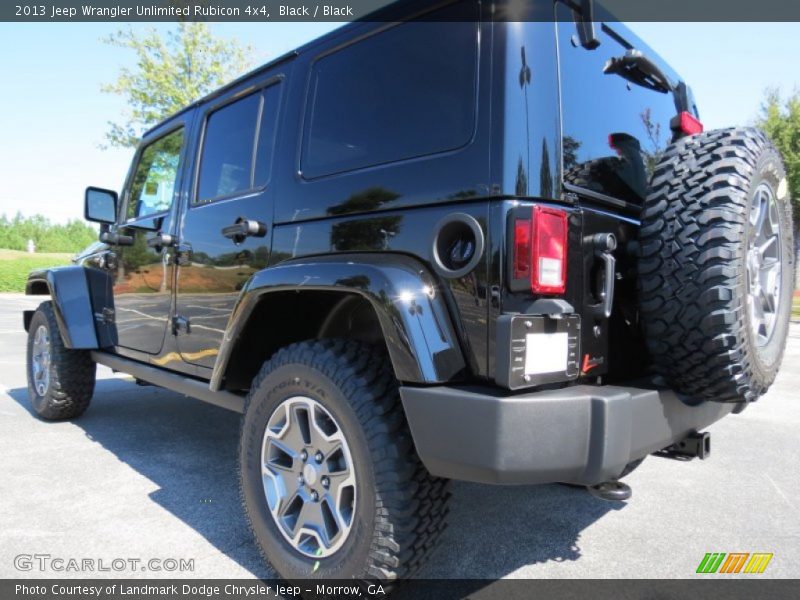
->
<box><xmin>23</xmin><ymin>0</ymin><xmax>794</xmax><ymax>583</ymax></box>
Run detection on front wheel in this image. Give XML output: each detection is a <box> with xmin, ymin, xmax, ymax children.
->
<box><xmin>239</xmin><ymin>339</ymin><xmax>450</xmax><ymax>580</ymax></box>
<box><xmin>26</xmin><ymin>301</ymin><xmax>95</xmax><ymax>420</ymax></box>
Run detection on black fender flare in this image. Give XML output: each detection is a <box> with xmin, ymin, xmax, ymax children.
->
<box><xmin>25</xmin><ymin>266</ymin><xmax>115</xmax><ymax>349</ymax></box>
<box><xmin>210</xmin><ymin>254</ymin><xmax>467</xmax><ymax>390</ymax></box>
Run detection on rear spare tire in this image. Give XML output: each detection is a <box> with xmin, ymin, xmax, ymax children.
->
<box><xmin>638</xmin><ymin>127</ymin><xmax>794</xmax><ymax>403</ymax></box>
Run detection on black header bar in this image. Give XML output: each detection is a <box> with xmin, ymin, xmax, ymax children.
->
<box><xmin>4</xmin><ymin>0</ymin><xmax>800</xmax><ymax>23</ymax></box>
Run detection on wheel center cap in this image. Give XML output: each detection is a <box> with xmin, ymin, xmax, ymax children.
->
<box><xmin>303</xmin><ymin>463</ymin><xmax>318</xmax><ymax>485</ymax></box>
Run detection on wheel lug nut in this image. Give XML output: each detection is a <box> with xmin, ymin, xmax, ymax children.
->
<box><xmin>301</xmin><ymin>450</ymin><xmax>308</xmax><ymax>461</ymax></box>
<box><xmin>322</xmin><ymin>476</ymin><xmax>330</xmax><ymax>488</ymax></box>
<box><xmin>315</xmin><ymin>452</ymin><xmax>323</xmax><ymax>463</ymax></box>
<box><xmin>311</xmin><ymin>490</ymin><xmax>319</xmax><ymax>502</ymax></box>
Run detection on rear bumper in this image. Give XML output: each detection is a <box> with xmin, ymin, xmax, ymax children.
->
<box><xmin>399</xmin><ymin>383</ymin><xmax>735</xmax><ymax>486</ymax></box>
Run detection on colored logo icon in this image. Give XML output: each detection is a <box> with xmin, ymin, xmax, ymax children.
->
<box><xmin>696</xmin><ymin>553</ymin><xmax>773</xmax><ymax>574</ymax></box>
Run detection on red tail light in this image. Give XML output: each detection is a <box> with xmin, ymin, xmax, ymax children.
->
<box><xmin>674</xmin><ymin>111</ymin><xmax>704</xmax><ymax>136</ymax></box>
<box><xmin>512</xmin><ymin>206</ymin><xmax>568</xmax><ymax>295</ymax></box>
<box><xmin>513</xmin><ymin>218</ymin><xmax>531</xmax><ymax>279</ymax></box>
<box><xmin>532</xmin><ymin>206</ymin><xmax>568</xmax><ymax>293</ymax></box>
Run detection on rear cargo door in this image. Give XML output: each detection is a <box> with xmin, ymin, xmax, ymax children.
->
<box><xmin>556</xmin><ymin>4</ymin><xmax>683</xmax><ymax>378</ymax></box>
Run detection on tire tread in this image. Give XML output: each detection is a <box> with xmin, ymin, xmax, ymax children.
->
<box><xmin>27</xmin><ymin>301</ymin><xmax>95</xmax><ymax>419</ymax></box>
<box><xmin>239</xmin><ymin>339</ymin><xmax>451</xmax><ymax>580</ymax></box>
<box><xmin>638</xmin><ymin>127</ymin><xmax>792</xmax><ymax>402</ymax></box>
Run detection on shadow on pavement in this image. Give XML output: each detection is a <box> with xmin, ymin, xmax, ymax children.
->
<box><xmin>9</xmin><ymin>378</ymin><xmax>623</xmax><ymax>580</ymax></box>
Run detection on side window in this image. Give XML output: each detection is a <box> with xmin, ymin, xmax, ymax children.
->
<box><xmin>301</xmin><ymin>6</ymin><xmax>478</xmax><ymax>179</ymax></box>
<box><xmin>254</xmin><ymin>85</ymin><xmax>281</xmax><ymax>188</ymax></box>
<box><xmin>196</xmin><ymin>84</ymin><xmax>281</xmax><ymax>204</ymax></box>
<box><xmin>127</xmin><ymin>128</ymin><xmax>184</xmax><ymax>220</ymax></box>
<box><xmin>557</xmin><ymin>3</ymin><xmax>680</xmax><ymax>205</ymax></box>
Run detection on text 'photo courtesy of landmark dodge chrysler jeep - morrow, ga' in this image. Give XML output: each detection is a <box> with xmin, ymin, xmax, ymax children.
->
<box><xmin>23</xmin><ymin>0</ymin><xmax>795</xmax><ymax>584</ymax></box>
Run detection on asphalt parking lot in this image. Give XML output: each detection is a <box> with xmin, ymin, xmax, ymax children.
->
<box><xmin>0</xmin><ymin>293</ymin><xmax>798</xmax><ymax>579</ymax></box>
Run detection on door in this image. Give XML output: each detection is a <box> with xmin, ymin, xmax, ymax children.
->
<box><xmin>556</xmin><ymin>6</ymin><xmax>684</xmax><ymax>378</ymax></box>
<box><xmin>175</xmin><ymin>78</ymin><xmax>285</xmax><ymax>369</ymax></box>
<box><xmin>109</xmin><ymin>118</ymin><xmax>190</xmax><ymax>355</ymax></box>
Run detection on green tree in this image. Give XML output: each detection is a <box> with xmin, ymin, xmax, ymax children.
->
<box><xmin>758</xmin><ymin>88</ymin><xmax>800</xmax><ymax>224</ymax></box>
<box><xmin>640</xmin><ymin>107</ymin><xmax>665</xmax><ymax>178</ymax></box>
<box><xmin>101</xmin><ymin>23</ymin><xmax>252</xmax><ymax>148</ymax></box>
<box><xmin>0</xmin><ymin>213</ymin><xmax>98</xmax><ymax>253</ymax></box>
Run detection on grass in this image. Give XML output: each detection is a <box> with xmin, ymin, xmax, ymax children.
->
<box><xmin>0</xmin><ymin>249</ymin><xmax>73</xmax><ymax>292</ymax></box>
<box><xmin>793</xmin><ymin>293</ymin><xmax>800</xmax><ymax>321</ymax></box>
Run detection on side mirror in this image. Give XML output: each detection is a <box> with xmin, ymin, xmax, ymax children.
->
<box><xmin>85</xmin><ymin>187</ymin><xmax>118</xmax><ymax>224</ymax></box>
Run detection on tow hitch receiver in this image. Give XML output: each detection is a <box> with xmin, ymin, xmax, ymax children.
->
<box><xmin>656</xmin><ymin>431</ymin><xmax>711</xmax><ymax>460</ymax></box>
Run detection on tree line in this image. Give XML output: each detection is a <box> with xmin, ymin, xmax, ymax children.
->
<box><xmin>0</xmin><ymin>214</ymin><xmax>97</xmax><ymax>253</ymax></box>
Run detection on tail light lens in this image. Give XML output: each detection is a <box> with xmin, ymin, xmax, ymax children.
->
<box><xmin>531</xmin><ymin>206</ymin><xmax>568</xmax><ymax>293</ymax></box>
<box><xmin>513</xmin><ymin>218</ymin><xmax>531</xmax><ymax>279</ymax></box>
<box><xmin>512</xmin><ymin>206</ymin><xmax>568</xmax><ymax>295</ymax></box>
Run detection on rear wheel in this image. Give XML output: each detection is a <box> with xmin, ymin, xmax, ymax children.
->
<box><xmin>26</xmin><ymin>301</ymin><xmax>95</xmax><ymax>419</ymax></box>
<box><xmin>239</xmin><ymin>339</ymin><xmax>450</xmax><ymax>580</ymax></box>
<box><xmin>638</xmin><ymin>128</ymin><xmax>794</xmax><ymax>402</ymax></box>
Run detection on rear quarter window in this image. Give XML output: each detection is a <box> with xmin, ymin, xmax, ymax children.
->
<box><xmin>301</xmin><ymin>7</ymin><xmax>478</xmax><ymax>179</ymax></box>
<box><xmin>196</xmin><ymin>84</ymin><xmax>282</xmax><ymax>204</ymax></box>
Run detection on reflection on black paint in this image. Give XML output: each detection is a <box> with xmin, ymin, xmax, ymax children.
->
<box><xmin>563</xmin><ymin>133</ymin><xmax>651</xmax><ymax>202</ymax></box>
<box><xmin>111</xmin><ymin>227</ymin><xmax>172</xmax><ymax>355</ymax></box>
<box><xmin>563</xmin><ymin>136</ymin><xmax>581</xmax><ymax>171</ymax></box>
<box><xmin>515</xmin><ymin>156</ymin><xmax>528</xmax><ymax>197</ymax></box>
<box><xmin>329</xmin><ymin>187</ymin><xmax>402</xmax><ymax>251</ymax></box>
<box><xmin>335</xmin><ymin>275</ymin><xmax>370</xmax><ymax>291</ymax></box>
<box><xmin>608</xmin><ymin>132</ymin><xmax>648</xmax><ymax>200</ymax></box>
<box><xmin>539</xmin><ymin>138</ymin><xmax>553</xmax><ymax>199</ymax></box>
<box><xmin>640</xmin><ymin>107</ymin><xmax>666</xmax><ymax>177</ymax></box>
<box><xmin>557</xmin><ymin>7</ymin><xmax>680</xmax><ymax>205</ymax></box>
<box><xmin>115</xmin><ymin>229</ymin><xmax>169</xmax><ymax>293</ymax></box>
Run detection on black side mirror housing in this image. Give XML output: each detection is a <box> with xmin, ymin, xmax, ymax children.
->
<box><xmin>85</xmin><ymin>186</ymin><xmax>118</xmax><ymax>224</ymax></box>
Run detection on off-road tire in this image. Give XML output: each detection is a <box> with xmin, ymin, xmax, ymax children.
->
<box><xmin>638</xmin><ymin>128</ymin><xmax>794</xmax><ymax>402</ymax></box>
<box><xmin>26</xmin><ymin>301</ymin><xmax>95</xmax><ymax>419</ymax></box>
<box><xmin>239</xmin><ymin>339</ymin><xmax>451</xmax><ymax>581</ymax></box>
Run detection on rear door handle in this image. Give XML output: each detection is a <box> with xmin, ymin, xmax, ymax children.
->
<box><xmin>221</xmin><ymin>217</ymin><xmax>267</xmax><ymax>244</ymax></box>
<box><xmin>585</xmin><ymin>233</ymin><xmax>616</xmax><ymax>319</ymax></box>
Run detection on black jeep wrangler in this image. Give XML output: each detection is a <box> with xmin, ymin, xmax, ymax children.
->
<box><xmin>23</xmin><ymin>0</ymin><xmax>794</xmax><ymax>582</ymax></box>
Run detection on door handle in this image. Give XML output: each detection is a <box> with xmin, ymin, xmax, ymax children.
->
<box><xmin>146</xmin><ymin>231</ymin><xmax>175</xmax><ymax>250</ymax></box>
<box><xmin>585</xmin><ymin>233</ymin><xmax>617</xmax><ymax>319</ymax></box>
<box><xmin>221</xmin><ymin>217</ymin><xmax>267</xmax><ymax>244</ymax></box>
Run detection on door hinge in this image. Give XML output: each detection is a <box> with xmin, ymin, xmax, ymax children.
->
<box><xmin>172</xmin><ymin>315</ymin><xmax>191</xmax><ymax>335</ymax></box>
<box><xmin>94</xmin><ymin>307</ymin><xmax>115</xmax><ymax>324</ymax></box>
<box><xmin>175</xmin><ymin>243</ymin><xmax>192</xmax><ymax>266</ymax></box>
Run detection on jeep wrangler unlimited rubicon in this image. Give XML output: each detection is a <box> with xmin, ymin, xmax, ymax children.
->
<box><xmin>23</xmin><ymin>0</ymin><xmax>794</xmax><ymax>582</ymax></box>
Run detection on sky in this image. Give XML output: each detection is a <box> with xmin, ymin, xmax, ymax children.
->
<box><xmin>0</xmin><ymin>21</ymin><xmax>798</xmax><ymax>223</ymax></box>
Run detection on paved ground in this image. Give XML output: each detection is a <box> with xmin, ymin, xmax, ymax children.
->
<box><xmin>0</xmin><ymin>293</ymin><xmax>798</xmax><ymax>579</ymax></box>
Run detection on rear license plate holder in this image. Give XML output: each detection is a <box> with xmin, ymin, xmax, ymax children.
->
<box><xmin>496</xmin><ymin>314</ymin><xmax>581</xmax><ymax>389</ymax></box>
